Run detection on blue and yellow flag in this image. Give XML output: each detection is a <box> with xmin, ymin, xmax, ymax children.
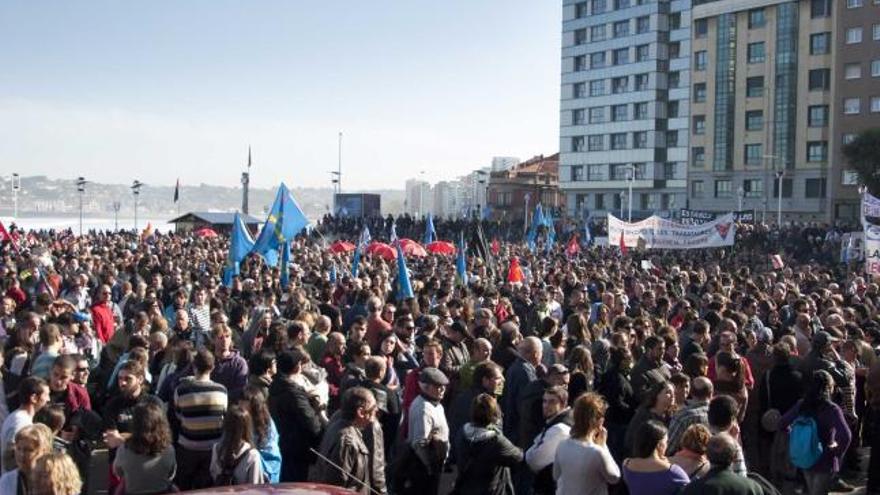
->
<box><xmin>223</xmin><ymin>212</ymin><xmax>255</xmax><ymax>286</ymax></box>
<box><xmin>252</xmin><ymin>183</ymin><xmax>309</xmax><ymax>267</ymax></box>
<box><xmin>423</xmin><ymin>213</ymin><xmax>436</xmax><ymax>245</ymax></box>
<box><xmin>396</xmin><ymin>242</ymin><xmax>414</xmax><ymax>300</ymax></box>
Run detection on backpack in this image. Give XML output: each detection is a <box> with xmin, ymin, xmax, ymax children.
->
<box><xmin>788</xmin><ymin>415</ymin><xmax>823</xmax><ymax>469</ymax></box>
<box><xmin>214</xmin><ymin>447</ymin><xmax>253</xmax><ymax>486</ymax></box>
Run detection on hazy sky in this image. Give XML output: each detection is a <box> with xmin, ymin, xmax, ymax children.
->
<box><xmin>0</xmin><ymin>1</ymin><xmax>561</xmax><ymax>190</ymax></box>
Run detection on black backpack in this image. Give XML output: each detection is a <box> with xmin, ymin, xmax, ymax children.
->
<box><xmin>214</xmin><ymin>447</ymin><xmax>253</xmax><ymax>486</ymax></box>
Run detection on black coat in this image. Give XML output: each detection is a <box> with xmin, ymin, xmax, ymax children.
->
<box><xmin>268</xmin><ymin>375</ymin><xmax>325</xmax><ymax>463</ymax></box>
<box><xmin>453</xmin><ymin>424</ymin><xmax>523</xmax><ymax>495</ymax></box>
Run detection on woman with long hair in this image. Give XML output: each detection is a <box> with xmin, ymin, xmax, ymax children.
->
<box><xmin>0</xmin><ymin>423</ymin><xmax>54</xmax><ymax>495</ymax></box>
<box><xmin>779</xmin><ymin>370</ymin><xmax>851</xmax><ymax>495</ymax></box>
<box><xmin>622</xmin><ymin>421</ymin><xmax>689</xmax><ymax>495</ymax></box>
<box><xmin>713</xmin><ymin>351</ymin><xmax>748</xmax><ymax>422</ymax></box>
<box><xmin>113</xmin><ymin>401</ymin><xmax>177</xmax><ymax>494</ymax></box>
<box><xmin>567</xmin><ymin>345</ymin><xmax>594</xmax><ymax>402</ymax></box>
<box><xmin>623</xmin><ymin>381</ymin><xmax>675</xmax><ymax>458</ymax></box>
<box><xmin>30</xmin><ymin>452</ymin><xmax>82</xmax><ymax>495</ymax></box>
<box><xmin>210</xmin><ymin>405</ymin><xmax>265</xmax><ymax>486</ymax></box>
<box><xmin>238</xmin><ymin>385</ymin><xmax>281</xmax><ymax>483</ymax></box>
<box><xmin>597</xmin><ymin>346</ymin><xmax>638</xmax><ymax>462</ymax></box>
<box><xmin>668</xmin><ymin>424</ymin><xmax>711</xmax><ymax>480</ymax></box>
<box><xmin>553</xmin><ymin>392</ymin><xmax>620</xmax><ymax>495</ymax></box>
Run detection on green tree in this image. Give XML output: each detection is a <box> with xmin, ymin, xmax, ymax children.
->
<box><xmin>843</xmin><ymin>128</ymin><xmax>880</xmax><ymax>195</ymax></box>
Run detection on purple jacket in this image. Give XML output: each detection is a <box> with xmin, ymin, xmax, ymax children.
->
<box><xmin>779</xmin><ymin>399</ymin><xmax>851</xmax><ymax>473</ymax></box>
<box><xmin>211</xmin><ymin>351</ymin><xmax>249</xmax><ymax>400</ymax></box>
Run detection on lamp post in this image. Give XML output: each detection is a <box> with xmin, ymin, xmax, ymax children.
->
<box><xmin>619</xmin><ymin>191</ymin><xmax>625</xmax><ymax>219</ymax></box>
<box><xmin>776</xmin><ymin>170</ymin><xmax>784</xmax><ymax>226</ymax></box>
<box><xmin>627</xmin><ymin>167</ymin><xmax>634</xmax><ymax>222</ymax></box>
<box><xmin>762</xmin><ymin>154</ymin><xmax>778</xmax><ymax>224</ymax></box>
<box><xmin>10</xmin><ymin>173</ymin><xmax>20</xmax><ymax>221</ymax></box>
<box><xmin>112</xmin><ymin>201</ymin><xmax>121</xmax><ymax>231</ymax></box>
<box><xmin>131</xmin><ymin>180</ymin><xmax>143</xmax><ymax>231</ymax></box>
<box><xmin>737</xmin><ymin>185</ymin><xmax>744</xmax><ymax>212</ymax></box>
<box><xmin>76</xmin><ymin>177</ymin><xmax>86</xmax><ymax>236</ymax></box>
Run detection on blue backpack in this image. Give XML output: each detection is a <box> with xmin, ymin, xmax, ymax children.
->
<box><xmin>789</xmin><ymin>415</ymin><xmax>823</xmax><ymax>469</ymax></box>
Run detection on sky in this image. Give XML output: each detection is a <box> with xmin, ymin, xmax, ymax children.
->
<box><xmin>0</xmin><ymin>1</ymin><xmax>562</xmax><ymax>191</ymax></box>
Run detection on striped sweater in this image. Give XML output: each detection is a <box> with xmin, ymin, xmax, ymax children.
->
<box><xmin>174</xmin><ymin>377</ymin><xmax>228</xmax><ymax>451</ymax></box>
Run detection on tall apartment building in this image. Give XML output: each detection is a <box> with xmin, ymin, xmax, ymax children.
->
<box><xmin>831</xmin><ymin>0</ymin><xmax>880</xmax><ymax>221</ymax></box>
<box><xmin>404</xmin><ymin>179</ymin><xmax>432</xmax><ymax>217</ymax></box>
<box><xmin>686</xmin><ymin>0</ymin><xmax>871</xmax><ymax>222</ymax></box>
<box><xmin>559</xmin><ymin>0</ymin><xmax>691</xmax><ymax>221</ymax></box>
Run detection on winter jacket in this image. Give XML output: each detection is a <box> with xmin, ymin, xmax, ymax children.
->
<box><xmin>268</xmin><ymin>375</ymin><xmax>325</xmax><ymax>466</ymax></box>
<box><xmin>316</xmin><ymin>415</ymin><xmax>387</xmax><ymax>495</ymax></box>
<box><xmin>453</xmin><ymin>423</ymin><xmax>523</xmax><ymax>495</ymax></box>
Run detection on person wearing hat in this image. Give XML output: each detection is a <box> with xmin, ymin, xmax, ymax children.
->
<box><xmin>799</xmin><ymin>331</ymin><xmax>848</xmax><ymax>391</ymax></box>
<box><xmin>439</xmin><ymin>319</ymin><xmax>470</xmax><ymax>408</ymax></box>
<box><xmin>399</xmin><ymin>367</ymin><xmax>450</xmax><ymax>495</ymax></box>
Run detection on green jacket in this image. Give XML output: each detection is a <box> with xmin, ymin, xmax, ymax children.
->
<box><xmin>681</xmin><ymin>467</ymin><xmax>763</xmax><ymax>495</ymax></box>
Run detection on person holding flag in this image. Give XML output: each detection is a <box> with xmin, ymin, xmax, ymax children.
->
<box><xmin>351</xmin><ymin>225</ymin><xmax>371</xmax><ymax>277</ymax></box>
<box><xmin>424</xmin><ymin>213</ymin><xmax>436</xmax><ymax>245</ymax></box>
<box><xmin>456</xmin><ymin>231</ymin><xmax>468</xmax><ymax>287</ymax></box>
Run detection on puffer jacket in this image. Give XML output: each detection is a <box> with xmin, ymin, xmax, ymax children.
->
<box><xmin>453</xmin><ymin>423</ymin><xmax>523</xmax><ymax>495</ymax></box>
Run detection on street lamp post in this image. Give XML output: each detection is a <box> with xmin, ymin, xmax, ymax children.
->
<box><xmin>627</xmin><ymin>167</ymin><xmax>634</xmax><ymax>222</ymax></box>
<box><xmin>112</xmin><ymin>201</ymin><xmax>121</xmax><ymax>231</ymax></box>
<box><xmin>776</xmin><ymin>170</ymin><xmax>784</xmax><ymax>226</ymax></box>
<box><xmin>131</xmin><ymin>180</ymin><xmax>143</xmax><ymax>231</ymax></box>
<box><xmin>737</xmin><ymin>186</ymin><xmax>744</xmax><ymax>212</ymax></box>
<box><xmin>619</xmin><ymin>191</ymin><xmax>625</xmax><ymax>219</ymax></box>
<box><xmin>76</xmin><ymin>177</ymin><xmax>86</xmax><ymax>236</ymax></box>
<box><xmin>11</xmin><ymin>173</ymin><xmax>20</xmax><ymax>221</ymax></box>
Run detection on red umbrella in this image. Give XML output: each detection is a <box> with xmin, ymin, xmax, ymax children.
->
<box><xmin>426</xmin><ymin>241</ymin><xmax>456</xmax><ymax>255</ymax></box>
<box><xmin>328</xmin><ymin>240</ymin><xmax>356</xmax><ymax>253</ymax></box>
<box><xmin>366</xmin><ymin>242</ymin><xmax>397</xmax><ymax>261</ymax></box>
<box><xmin>194</xmin><ymin>227</ymin><xmax>218</xmax><ymax>238</ymax></box>
<box><xmin>400</xmin><ymin>241</ymin><xmax>427</xmax><ymax>257</ymax></box>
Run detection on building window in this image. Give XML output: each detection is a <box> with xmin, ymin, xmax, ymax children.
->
<box><xmin>614</xmin><ymin>20</ymin><xmax>630</xmax><ymax>38</ymax></box>
<box><xmin>811</xmin><ymin>0</ymin><xmax>832</xmax><ymax>17</ymax></box>
<box><xmin>589</xmin><ymin>80</ymin><xmax>605</xmax><ymax>96</ymax></box>
<box><xmin>807</xmin><ymin>141</ymin><xmax>828</xmax><ymax>162</ymax></box>
<box><xmin>574</xmin><ymin>2</ymin><xmax>588</xmax><ymax>18</ymax></box>
<box><xmin>747</xmin><ymin>42</ymin><xmax>765</xmax><ymax>63</ymax></box>
<box><xmin>670</xmin><ymin>12</ymin><xmax>681</xmax><ymax>30</ymax></box>
<box><xmin>611</xmin><ymin>104</ymin><xmax>628</xmax><ymax>121</ymax></box>
<box><xmin>694</xmin><ymin>18</ymin><xmax>708</xmax><ymax>38</ymax></box>
<box><xmin>595</xmin><ymin>193</ymin><xmax>605</xmax><ymax>209</ymax></box>
<box><xmin>588</xmin><ymin>135</ymin><xmax>604</xmax><ymax>151</ymax></box>
<box><xmin>748</xmin><ymin>8</ymin><xmax>766</xmax><ymax>28</ymax></box>
<box><xmin>847</xmin><ymin>0</ymin><xmax>864</xmax><ymax>7</ymax></box>
<box><xmin>746</xmin><ymin>76</ymin><xmax>764</xmax><ymax>97</ymax></box>
<box><xmin>612</xmin><ymin>76</ymin><xmax>629</xmax><ymax>94</ymax></box>
<box><xmin>634</xmin><ymin>102</ymin><xmax>648</xmax><ymax>119</ymax></box>
<box><xmin>808</xmin><ymin>69</ymin><xmax>831</xmax><ymax>91</ymax></box>
<box><xmin>591</xmin><ymin>0</ymin><xmax>607</xmax><ymax>15</ymax></box>
<box><xmin>574</xmin><ymin>55</ymin><xmax>587</xmax><ymax>72</ymax></box>
<box><xmin>810</xmin><ymin>33</ymin><xmax>831</xmax><ymax>54</ymax></box>
<box><xmin>694</xmin><ymin>50</ymin><xmax>707</xmax><ymax>70</ymax></box>
<box><xmin>636</xmin><ymin>16</ymin><xmax>650</xmax><ymax>34</ymax></box>
<box><xmin>668</xmin><ymin>100</ymin><xmax>680</xmax><ymax>118</ymax></box>
<box><xmin>613</xmin><ymin>48</ymin><xmax>629</xmax><ymax>65</ymax></box>
<box><xmin>844</xmin><ymin>97</ymin><xmax>861</xmax><ymax>114</ymax></box>
<box><xmin>663</xmin><ymin>162</ymin><xmax>680</xmax><ymax>180</ymax></box>
<box><xmin>692</xmin><ymin>180</ymin><xmax>705</xmax><ymax>198</ymax></box>
<box><xmin>743</xmin><ymin>179</ymin><xmax>763</xmax><ymax>198</ymax></box>
<box><xmin>611</xmin><ymin>133</ymin><xmax>627</xmax><ymax>150</ymax></box>
<box><xmin>572</xmin><ymin>109</ymin><xmax>585</xmax><ymax>125</ymax></box>
<box><xmin>715</xmin><ymin>180</ymin><xmax>732</xmax><ymax>198</ymax></box>
<box><xmin>843</xmin><ymin>170</ymin><xmax>860</xmax><ymax>185</ymax></box>
<box><xmin>693</xmin><ymin>83</ymin><xmax>707</xmax><ymax>102</ymax></box>
<box><xmin>590</xmin><ymin>52</ymin><xmax>606</xmax><ymax>69</ymax></box>
<box><xmin>633</xmin><ymin>131</ymin><xmax>648</xmax><ymax>148</ymax></box>
<box><xmin>845</xmin><ymin>63</ymin><xmax>862</xmax><ymax>79</ymax></box>
<box><xmin>615</xmin><ymin>0</ymin><xmax>631</xmax><ymax>10</ymax></box>
<box><xmin>610</xmin><ymin>163</ymin><xmax>628</xmax><ymax>180</ymax></box>
<box><xmin>591</xmin><ymin>24</ymin><xmax>606</xmax><ymax>41</ymax></box>
<box><xmin>635</xmin><ymin>73</ymin><xmax>649</xmax><ymax>90</ymax></box>
<box><xmin>587</xmin><ymin>165</ymin><xmax>605</xmax><ymax>181</ymax></box>
<box><xmin>744</xmin><ymin>144</ymin><xmax>763</xmax><ymax>165</ymax></box>
<box><xmin>871</xmin><ymin>96</ymin><xmax>880</xmax><ymax>113</ymax></box>
<box><xmin>745</xmin><ymin>110</ymin><xmax>763</xmax><ymax>131</ymax></box>
<box><xmin>636</xmin><ymin>44</ymin><xmax>650</xmax><ymax>62</ymax></box>
<box><xmin>874</xmin><ymin>23</ymin><xmax>880</xmax><ymax>40</ymax></box>
<box><xmin>573</xmin><ymin>82</ymin><xmax>586</xmax><ymax>98</ymax></box>
<box><xmin>692</xmin><ymin>147</ymin><xmax>706</xmax><ymax>165</ymax></box>
<box><xmin>571</xmin><ymin>165</ymin><xmax>585</xmax><ymax>181</ymax></box>
<box><xmin>667</xmin><ymin>130</ymin><xmax>679</xmax><ymax>147</ymax></box>
<box><xmin>574</xmin><ymin>29</ymin><xmax>588</xmax><ymax>45</ymax></box>
<box><xmin>843</xmin><ymin>133</ymin><xmax>857</xmax><ymax>145</ymax></box>
<box><xmin>571</xmin><ymin>136</ymin><xmax>585</xmax><ymax>152</ymax></box>
<box><xmin>805</xmin><ymin>178</ymin><xmax>827</xmax><ymax>198</ymax></box>
<box><xmin>693</xmin><ymin>115</ymin><xmax>706</xmax><ymax>135</ymax></box>
<box><xmin>668</xmin><ymin>71</ymin><xmax>680</xmax><ymax>88</ymax></box>
<box><xmin>808</xmin><ymin>105</ymin><xmax>829</xmax><ymax>127</ymax></box>
<box><xmin>847</xmin><ymin>27</ymin><xmax>863</xmax><ymax>44</ymax></box>
<box><xmin>589</xmin><ymin>107</ymin><xmax>605</xmax><ymax>123</ymax></box>
<box><xmin>873</xmin><ymin>60</ymin><xmax>880</xmax><ymax>77</ymax></box>
<box><xmin>773</xmin><ymin>178</ymin><xmax>794</xmax><ymax>198</ymax></box>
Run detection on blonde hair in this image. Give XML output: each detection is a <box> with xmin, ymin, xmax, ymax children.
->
<box><xmin>14</xmin><ymin>424</ymin><xmax>53</xmax><ymax>473</ymax></box>
<box><xmin>30</xmin><ymin>451</ymin><xmax>83</xmax><ymax>495</ymax></box>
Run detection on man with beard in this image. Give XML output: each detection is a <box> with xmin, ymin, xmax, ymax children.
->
<box><xmin>449</xmin><ymin>361</ymin><xmax>505</xmax><ymax>456</ymax></box>
<box><xmin>630</xmin><ymin>335</ymin><xmax>672</xmax><ymax>402</ymax></box>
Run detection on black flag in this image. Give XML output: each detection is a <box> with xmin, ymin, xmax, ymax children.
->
<box><xmin>173</xmin><ymin>179</ymin><xmax>180</xmax><ymax>203</ymax></box>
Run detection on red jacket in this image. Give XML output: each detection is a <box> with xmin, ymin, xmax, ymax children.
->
<box><xmin>91</xmin><ymin>302</ymin><xmax>115</xmax><ymax>343</ymax></box>
<box><xmin>62</xmin><ymin>382</ymin><xmax>92</xmax><ymax>414</ymax></box>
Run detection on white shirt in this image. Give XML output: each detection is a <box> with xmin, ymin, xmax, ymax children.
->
<box><xmin>525</xmin><ymin>421</ymin><xmax>571</xmax><ymax>472</ymax></box>
<box><xmin>553</xmin><ymin>438</ymin><xmax>620</xmax><ymax>495</ymax></box>
<box><xmin>1</xmin><ymin>410</ymin><xmax>32</xmax><ymax>473</ymax></box>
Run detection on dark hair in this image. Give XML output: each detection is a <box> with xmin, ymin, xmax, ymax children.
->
<box><xmin>34</xmin><ymin>404</ymin><xmax>66</xmax><ymax>434</ymax></box>
<box><xmin>249</xmin><ymin>351</ymin><xmax>276</xmax><ymax>377</ymax></box>
<box><xmin>644</xmin><ymin>335</ymin><xmax>663</xmax><ymax>351</ymax></box>
<box><xmin>470</xmin><ymin>393</ymin><xmax>501</xmax><ymax>427</ymax></box>
<box><xmin>706</xmin><ymin>433</ymin><xmax>739</xmax><ymax>467</ymax></box>
<box><xmin>365</xmin><ymin>356</ymin><xmax>386</xmax><ymax>381</ymax></box>
<box><xmin>641</xmin><ymin>381</ymin><xmax>672</xmax><ymax>409</ymax></box>
<box><xmin>52</xmin><ymin>355</ymin><xmax>76</xmax><ymax>372</ymax></box>
<box><xmin>276</xmin><ymin>349</ymin><xmax>309</xmax><ymax>375</ymax></box>
<box><xmin>193</xmin><ymin>349</ymin><xmax>215</xmax><ymax>374</ymax></box>
<box><xmin>218</xmin><ymin>405</ymin><xmax>253</xmax><ymax>467</ymax></box>
<box><xmin>239</xmin><ymin>386</ymin><xmax>271</xmax><ymax>449</ymax></box>
<box><xmin>802</xmin><ymin>370</ymin><xmax>834</xmax><ymax>417</ymax></box>
<box><xmin>632</xmin><ymin>420</ymin><xmax>667</xmax><ymax>458</ymax></box>
<box><xmin>340</xmin><ymin>387</ymin><xmax>374</xmax><ymax>421</ymax></box>
<box><xmin>19</xmin><ymin>376</ymin><xmax>48</xmax><ymax>404</ymax></box>
<box><xmin>684</xmin><ymin>352</ymin><xmax>709</xmax><ymax>378</ymax></box>
<box><xmin>126</xmin><ymin>401</ymin><xmax>172</xmax><ymax>456</ymax></box>
<box><xmin>707</xmin><ymin>395</ymin><xmax>738</xmax><ymax>430</ymax></box>
<box><xmin>472</xmin><ymin>362</ymin><xmax>502</xmax><ymax>390</ymax></box>
<box><xmin>544</xmin><ymin>385</ymin><xmax>569</xmax><ymax>406</ymax></box>
<box><xmin>715</xmin><ymin>351</ymin><xmax>745</xmax><ymax>389</ymax></box>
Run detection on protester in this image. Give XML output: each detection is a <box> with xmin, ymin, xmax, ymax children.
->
<box><xmin>553</xmin><ymin>392</ymin><xmax>620</xmax><ymax>495</ymax></box>
<box><xmin>453</xmin><ymin>393</ymin><xmax>522</xmax><ymax>495</ymax></box>
<box><xmin>113</xmin><ymin>401</ymin><xmax>177</xmax><ymax>495</ymax></box>
<box><xmin>680</xmin><ymin>434</ymin><xmax>764</xmax><ymax>495</ymax></box>
<box><xmin>622</xmin><ymin>420</ymin><xmax>689</xmax><ymax>495</ymax></box>
<box><xmin>668</xmin><ymin>424</ymin><xmax>711</xmax><ymax>479</ymax></box>
<box><xmin>524</xmin><ymin>385</ymin><xmax>572</xmax><ymax>495</ymax></box>
<box><xmin>0</xmin><ymin>423</ymin><xmax>53</xmax><ymax>494</ymax></box>
<box><xmin>30</xmin><ymin>450</ymin><xmax>82</xmax><ymax>495</ymax></box>
<box><xmin>210</xmin><ymin>405</ymin><xmax>265</xmax><ymax>485</ymax></box>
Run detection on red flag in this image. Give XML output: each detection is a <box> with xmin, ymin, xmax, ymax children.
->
<box><xmin>507</xmin><ymin>257</ymin><xmax>524</xmax><ymax>284</ymax></box>
<box><xmin>566</xmin><ymin>235</ymin><xmax>580</xmax><ymax>257</ymax></box>
<box><xmin>619</xmin><ymin>231</ymin><xmax>628</xmax><ymax>255</ymax></box>
<box><xmin>0</xmin><ymin>221</ymin><xmax>9</xmax><ymax>241</ymax></box>
<box><xmin>770</xmin><ymin>254</ymin><xmax>784</xmax><ymax>269</ymax></box>
<box><xmin>491</xmin><ymin>238</ymin><xmax>500</xmax><ymax>256</ymax></box>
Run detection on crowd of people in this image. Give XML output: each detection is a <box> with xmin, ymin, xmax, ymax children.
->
<box><xmin>0</xmin><ymin>213</ymin><xmax>876</xmax><ymax>495</ymax></box>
